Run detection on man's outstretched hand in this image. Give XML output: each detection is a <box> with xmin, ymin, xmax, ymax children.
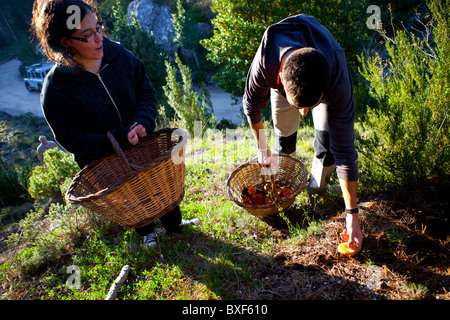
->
<box><xmin>340</xmin><ymin>214</ymin><xmax>363</xmax><ymax>256</ymax></box>
<box><xmin>258</xmin><ymin>148</ymin><xmax>279</xmax><ymax>168</ymax></box>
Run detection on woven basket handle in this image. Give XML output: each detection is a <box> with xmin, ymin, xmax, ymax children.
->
<box><xmin>107</xmin><ymin>131</ymin><xmax>143</xmax><ymax>173</ymax></box>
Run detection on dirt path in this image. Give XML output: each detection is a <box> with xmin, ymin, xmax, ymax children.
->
<box><xmin>207</xmin><ymin>85</ymin><xmax>243</xmax><ymax>125</ymax></box>
<box><xmin>0</xmin><ymin>58</ymin><xmax>43</xmax><ymax>117</ymax></box>
<box><xmin>0</xmin><ymin>58</ymin><xmax>243</xmax><ymax>125</ymax></box>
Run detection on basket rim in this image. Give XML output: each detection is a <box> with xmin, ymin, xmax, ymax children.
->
<box><xmin>226</xmin><ymin>153</ymin><xmax>308</xmax><ymax>210</ymax></box>
<box><xmin>66</xmin><ymin>127</ymin><xmax>187</xmax><ymax>204</ymax></box>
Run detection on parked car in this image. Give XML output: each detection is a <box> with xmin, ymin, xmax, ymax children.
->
<box><xmin>24</xmin><ymin>63</ymin><xmax>54</xmax><ymax>92</ymax></box>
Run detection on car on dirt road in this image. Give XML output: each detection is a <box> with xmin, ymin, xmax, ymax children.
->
<box><xmin>24</xmin><ymin>63</ymin><xmax>54</xmax><ymax>92</ymax></box>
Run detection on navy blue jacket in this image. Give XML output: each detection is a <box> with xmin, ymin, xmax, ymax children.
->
<box><xmin>41</xmin><ymin>37</ymin><xmax>158</xmax><ymax>168</ymax></box>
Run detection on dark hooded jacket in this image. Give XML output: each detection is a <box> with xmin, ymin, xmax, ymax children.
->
<box><xmin>41</xmin><ymin>37</ymin><xmax>158</xmax><ymax>168</ymax></box>
<box><xmin>243</xmin><ymin>14</ymin><xmax>358</xmax><ymax>181</ymax></box>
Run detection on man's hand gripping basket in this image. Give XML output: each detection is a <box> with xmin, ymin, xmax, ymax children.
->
<box><xmin>66</xmin><ymin>128</ymin><xmax>187</xmax><ymax>229</ymax></box>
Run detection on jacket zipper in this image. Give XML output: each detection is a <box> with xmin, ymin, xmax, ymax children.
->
<box><xmin>95</xmin><ymin>64</ymin><xmax>124</xmax><ymax>128</ymax></box>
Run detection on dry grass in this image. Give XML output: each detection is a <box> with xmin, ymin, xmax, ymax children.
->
<box><xmin>249</xmin><ymin>180</ymin><xmax>450</xmax><ymax>300</ymax></box>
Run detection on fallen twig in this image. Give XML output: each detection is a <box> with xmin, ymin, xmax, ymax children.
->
<box><xmin>105</xmin><ymin>264</ymin><xmax>130</xmax><ymax>300</ymax></box>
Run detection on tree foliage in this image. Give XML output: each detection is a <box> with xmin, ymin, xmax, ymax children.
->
<box><xmin>357</xmin><ymin>0</ymin><xmax>449</xmax><ymax>191</ymax></box>
<box><xmin>202</xmin><ymin>0</ymin><xmax>371</xmax><ymax>97</ymax></box>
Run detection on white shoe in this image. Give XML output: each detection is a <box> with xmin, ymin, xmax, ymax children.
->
<box><xmin>180</xmin><ymin>218</ymin><xmax>201</xmax><ymax>228</ymax></box>
<box><xmin>308</xmin><ymin>157</ymin><xmax>335</xmax><ymax>194</ymax></box>
<box><xmin>143</xmin><ymin>231</ymin><xmax>158</xmax><ymax>247</ymax></box>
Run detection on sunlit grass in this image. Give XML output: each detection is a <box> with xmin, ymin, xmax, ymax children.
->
<box><xmin>1</xmin><ymin>124</ymin><xmax>320</xmax><ymax>300</ymax></box>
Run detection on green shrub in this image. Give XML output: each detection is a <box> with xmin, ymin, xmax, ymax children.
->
<box><xmin>0</xmin><ymin>156</ymin><xmax>30</xmax><ymax>207</ymax></box>
<box><xmin>27</xmin><ymin>148</ymin><xmax>78</xmax><ymax>200</ymax></box>
<box><xmin>357</xmin><ymin>0</ymin><xmax>449</xmax><ymax>192</ymax></box>
<box><xmin>162</xmin><ymin>54</ymin><xmax>216</xmax><ymax>136</ymax></box>
<box><xmin>6</xmin><ymin>203</ymin><xmax>86</xmax><ymax>276</ymax></box>
<box><xmin>172</xmin><ymin>0</ymin><xmax>187</xmax><ymax>49</ymax></box>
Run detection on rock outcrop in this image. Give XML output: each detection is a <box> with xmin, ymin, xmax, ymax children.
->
<box><xmin>127</xmin><ymin>0</ymin><xmax>174</xmax><ymax>51</ymax></box>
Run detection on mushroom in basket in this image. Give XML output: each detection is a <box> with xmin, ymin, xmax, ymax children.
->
<box><xmin>241</xmin><ymin>183</ymin><xmax>294</xmax><ymax>206</ymax></box>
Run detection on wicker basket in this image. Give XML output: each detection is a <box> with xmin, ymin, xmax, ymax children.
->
<box><xmin>66</xmin><ymin>128</ymin><xmax>187</xmax><ymax>229</ymax></box>
<box><xmin>227</xmin><ymin>154</ymin><xmax>308</xmax><ymax>217</ymax></box>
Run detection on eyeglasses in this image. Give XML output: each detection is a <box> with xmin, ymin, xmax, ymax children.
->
<box><xmin>69</xmin><ymin>21</ymin><xmax>104</xmax><ymax>43</ymax></box>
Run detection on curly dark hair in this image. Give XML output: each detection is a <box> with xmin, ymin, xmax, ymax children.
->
<box><xmin>281</xmin><ymin>47</ymin><xmax>331</xmax><ymax>108</ymax></box>
<box><xmin>31</xmin><ymin>0</ymin><xmax>99</xmax><ymax>66</ymax></box>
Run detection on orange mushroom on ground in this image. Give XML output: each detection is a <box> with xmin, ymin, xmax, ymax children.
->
<box><xmin>340</xmin><ymin>229</ymin><xmax>349</xmax><ymax>242</ymax></box>
<box><xmin>337</xmin><ymin>242</ymin><xmax>357</xmax><ymax>256</ymax></box>
<box><xmin>337</xmin><ymin>230</ymin><xmax>358</xmax><ymax>257</ymax></box>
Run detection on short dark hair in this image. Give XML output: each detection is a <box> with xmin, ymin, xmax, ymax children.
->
<box><xmin>31</xmin><ymin>0</ymin><xmax>98</xmax><ymax>66</ymax></box>
<box><xmin>281</xmin><ymin>47</ymin><xmax>331</xmax><ymax>108</ymax></box>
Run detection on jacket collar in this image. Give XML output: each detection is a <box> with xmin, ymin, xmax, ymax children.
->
<box><xmin>100</xmin><ymin>37</ymin><xmax>121</xmax><ymax>67</ymax></box>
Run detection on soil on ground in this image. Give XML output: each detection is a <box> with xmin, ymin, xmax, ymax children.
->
<box><xmin>259</xmin><ymin>179</ymin><xmax>450</xmax><ymax>300</ymax></box>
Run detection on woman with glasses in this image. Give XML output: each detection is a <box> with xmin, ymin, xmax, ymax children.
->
<box><xmin>32</xmin><ymin>0</ymin><xmax>199</xmax><ymax>247</ymax></box>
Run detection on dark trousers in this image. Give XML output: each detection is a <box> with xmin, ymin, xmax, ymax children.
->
<box><xmin>135</xmin><ymin>205</ymin><xmax>182</xmax><ymax>236</ymax></box>
<box><xmin>276</xmin><ymin>129</ymin><xmax>335</xmax><ymax>167</ymax></box>
<box><xmin>313</xmin><ymin>129</ymin><xmax>335</xmax><ymax>167</ymax></box>
<box><xmin>275</xmin><ymin>131</ymin><xmax>297</xmax><ymax>155</ymax></box>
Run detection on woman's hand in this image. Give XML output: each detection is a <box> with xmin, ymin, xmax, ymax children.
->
<box><xmin>128</xmin><ymin>124</ymin><xmax>147</xmax><ymax>145</ymax></box>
